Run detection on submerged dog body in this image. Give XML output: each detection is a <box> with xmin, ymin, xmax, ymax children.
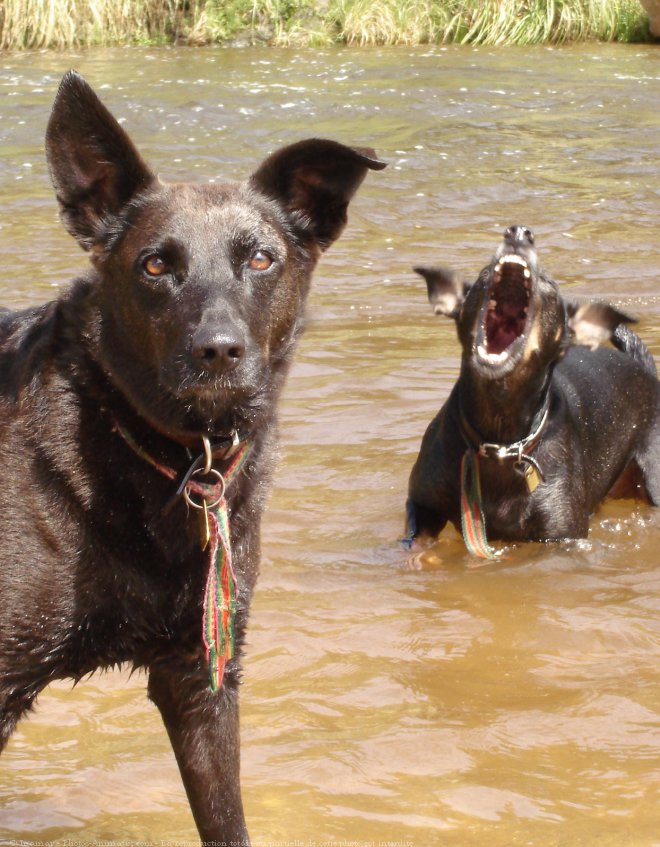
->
<box><xmin>0</xmin><ymin>72</ymin><xmax>384</xmax><ymax>841</ymax></box>
<box><xmin>407</xmin><ymin>226</ymin><xmax>660</xmax><ymax>547</ymax></box>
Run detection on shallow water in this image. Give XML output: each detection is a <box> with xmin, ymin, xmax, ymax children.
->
<box><xmin>0</xmin><ymin>44</ymin><xmax>659</xmax><ymax>847</ymax></box>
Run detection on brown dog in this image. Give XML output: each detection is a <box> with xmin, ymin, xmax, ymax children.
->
<box><xmin>0</xmin><ymin>71</ymin><xmax>385</xmax><ymax>842</ymax></box>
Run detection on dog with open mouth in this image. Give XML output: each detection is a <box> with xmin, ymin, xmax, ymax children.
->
<box><xmin>406</xmin><ymin>225</ymin><xmax>659</xmax><ymax>555</ymax></box>
<box><xmin>0</xmin><ymin>71</ymin><xmax>385</xmax><ymax>843</ymax></box>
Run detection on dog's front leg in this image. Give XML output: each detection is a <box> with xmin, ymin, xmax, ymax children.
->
<box><xmin>148</xmin><ymin>657</ymin><xmax>249</xmax><ymax>845</ymax></box>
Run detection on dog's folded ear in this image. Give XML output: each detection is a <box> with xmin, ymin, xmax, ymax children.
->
<box><xmin>46</xmin><ymin>70</ymin><xmax>155</xmax><ymax>250</ymax></box>
<box><xmin>414</xmin><ymin>266</ymin><xmax>467</xmax><ymax>319</ymax></box>
<box><xmin>250</xmin><ymin>139</ymin><xmax>386</xmax><ymax>251</ymax></box>
<box><xmin>567</xmin><ymin>301</ymin><xmax>637</xmax><ymax>350</ymax></box>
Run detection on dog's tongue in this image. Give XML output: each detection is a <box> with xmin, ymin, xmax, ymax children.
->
<box><xmin>486</xmin><ymin>310</ymin><xmax>521</xmax><ymax>354</ymax></box>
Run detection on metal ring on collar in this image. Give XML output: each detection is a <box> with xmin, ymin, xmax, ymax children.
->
<box><xmin>183</xmin><ymin>468</ymin><xmax>226</xmax><ymax>510</ymax></box>
<box><xmin>201</xmin><ymin>435</ymin><xmax>213</xmax><ymax>474</ymax></box>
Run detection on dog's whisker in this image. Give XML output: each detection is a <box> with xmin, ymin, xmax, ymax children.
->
<box><xmin>0</xmin><ymin>69</ymin><xmax>386</xmax><ymax>843</ymax></box>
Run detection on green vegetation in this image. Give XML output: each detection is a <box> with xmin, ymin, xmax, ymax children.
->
<box><xmin>338</xmin><ymin>0</ymin><xmax>650</xmax><ymax>45</ymax></box>
<box><xmin>0</xmin><ymin>0</ymin><xmax>651</xmax><ymax>51</ymax></box>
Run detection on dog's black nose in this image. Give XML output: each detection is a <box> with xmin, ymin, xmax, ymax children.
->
<box><xmin>192</xmin><ymin>328</ymin><xmax>245</xmax><ymax>373</ymax></box>
<box><xmin>504</xmin><ymin>225</ymin><xmax>535</xmax><ymax>246</ymax></box>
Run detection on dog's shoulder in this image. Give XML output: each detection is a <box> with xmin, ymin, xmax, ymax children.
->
<box><xmin>554</xmin><ymin>342</ymin><xmax>659</xmax><ymax>430</ymax></box>
<box><xmin>0</xmin><ymin>279</ymin><xmax>95</xmax><ymax>405</ymax></box>
<box><xmin>558</xmin><ymin>342</ymin><xmax>658</xmax><ymax>387</ymax></box>
<box><xmin>0</xmin><ymin>301</ymin><xmax>56</xmax><ymax>396</ymax></box>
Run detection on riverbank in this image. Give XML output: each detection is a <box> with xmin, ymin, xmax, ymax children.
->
<box><xmin>0</xmin><ymin>0</ymin><xmax>652</xmax><ymax>51</ymax></box>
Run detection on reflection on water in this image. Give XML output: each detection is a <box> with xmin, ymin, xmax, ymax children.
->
<box><xmin>1</xmin><ymin>44</ymin><xmax>659</xmax><ymax>847</ymax></box>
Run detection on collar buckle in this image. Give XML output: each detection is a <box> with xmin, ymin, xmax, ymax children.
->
<box><xmin>479</xmin><ymin>442</ymin><xmax>512</xmax><ymax>461</ymax></box>
<box><xmin>460</xmin><ymin>399</ymin><xmax>550</xmax><ymax>490</ymax></box>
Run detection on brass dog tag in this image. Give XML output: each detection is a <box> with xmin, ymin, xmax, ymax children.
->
<box><xmin>524</xmin><ymin>463</ymin><xmax>542</xmax><ymax>493</ymax></box>
<box><xmin>199</xmin><ymin>500</ymin><xmax>211</xmax><ymax>551</ymax></box>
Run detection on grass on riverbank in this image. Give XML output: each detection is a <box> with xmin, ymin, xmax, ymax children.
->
<box><xmin>0</xmin><ymin>0</ymin><xmax>651</xmax><ymax>51</ymax></box>
<box><xmin>338</xmin><ymin>0</ymin><xmax>650</xmax><ymax>45</ymax></box>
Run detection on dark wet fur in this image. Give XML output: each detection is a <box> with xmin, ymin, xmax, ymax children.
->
<box><xmin>0</xmin><ymin>71</ymin><xmax>384</xmax><ymax>842</ymax></box>
<box><xmin>407</xmin><ymin>226</ymin><xmax>660</xmax><ymax>544</ymax></box>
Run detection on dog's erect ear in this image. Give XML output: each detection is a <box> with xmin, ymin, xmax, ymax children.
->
<box><xmin>414</xmin><ymin>266</ymin><xmax>467</xmax><ymax>319</ymax></box>
<box><xmin>250</xmin><ymin>139</ymin><xmax>386</xmax><ymax>251</ymax></box>
<box><xmin>567</xmin><ymin>301</ymin><xmax>637</xmax><ymax>350</ymax></box>
<box><xmin>45</xmin><ymin>71</ymin><xmax>155</xmax><ymax>250</ymax></box>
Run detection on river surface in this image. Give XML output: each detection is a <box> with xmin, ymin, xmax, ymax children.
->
<box><xmin>0</xmin><ymin>44</ymin><xmax>659</xmax><ymax>847</ymax></box>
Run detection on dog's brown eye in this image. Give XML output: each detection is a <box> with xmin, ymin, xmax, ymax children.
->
<box><xmin>248</xmin><ymin>251</ymin><xmax>273</xmax><ymax>272</ymax></box>
<box><xmin>143</xmin><ymin>254</ymin><xmax>168</xmax><ymax>277</ymax></box>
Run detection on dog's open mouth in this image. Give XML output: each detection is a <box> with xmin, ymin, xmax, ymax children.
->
<box><xmin>477</xmin><ymin>254</ymin><xmax>532</xmax><ymax>365</ymax></box>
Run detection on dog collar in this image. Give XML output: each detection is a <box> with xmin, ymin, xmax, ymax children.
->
<box><xmin>114</xmin><ymin>421</ymin><xmax>251</xmax><ymax>691</ymax></box>
<box><xmin>458</xmin><ymin>393</ymin><xmax>550</xmax><ymax>491</ymax></box>
<box><xmin>457</xmin><ymin>395</ymin><xmax>550</xmax><ymax>561</ymax></box>
<box><xmin>459</xmin><ymin>404</ymin><xmax>548</xmax><ymax>462</ymax></box>
<box><xmin>113</xmin><ymin>424</ymin><xmax>245</xmax><ymax>500</ymax></box>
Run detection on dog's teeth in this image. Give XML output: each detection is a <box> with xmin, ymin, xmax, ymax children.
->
<box><xmin>477</xmin><ymin>344</ymin><xmax>509</xmax><ymax>364</ymax></box>
<box><xmin>501</xmin><ymin>254</ymin><xmax>528</xmax><ymax>267</ymax></box>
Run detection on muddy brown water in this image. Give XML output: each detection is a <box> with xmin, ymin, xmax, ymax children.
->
<box><xmin>0</xmin><ymin>45</ymin><xmax>659</xmax><ymax>847</ymax></box>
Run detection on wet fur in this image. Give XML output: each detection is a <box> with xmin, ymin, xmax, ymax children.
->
<box><xmin>407</xmin><ymin>228</ymin><xmax>660</xmax><ymax>544</ymax></box>
<box><xmin>0</xmin><ymin>71</ymin><xmax>384</xmax><ymax>842</ymax></box>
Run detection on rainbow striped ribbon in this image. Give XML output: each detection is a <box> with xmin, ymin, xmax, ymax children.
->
<box><xmin>202</xmin><ymin>443</ymin><xmax>251</xmax><ymax>691</ymax></box>
<box><xmin>114</xmin><ymin>423</ymin><xmax>251</xmax><ymax>690</ymax></box>
<box><xmin>460</xmin><ymin>448</ymin><xmax>500</xmax><ymax>560</ymax></box>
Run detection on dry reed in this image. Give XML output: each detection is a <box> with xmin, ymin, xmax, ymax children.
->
<box><xmin>0</xmin><ymin>0</ymin><xmax>651</xmax><ymax>50</ymax></box>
